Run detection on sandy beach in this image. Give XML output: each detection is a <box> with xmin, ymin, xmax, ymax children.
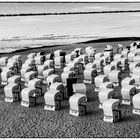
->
<box><xmin>0</xmin><ymin>38</ymin><xmax>140</xmax><ymax>138</ymax></box>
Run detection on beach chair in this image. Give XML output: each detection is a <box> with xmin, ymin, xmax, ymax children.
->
<box><xmin>65</xmin><ymin>53</ymin><xmax>75</xmax><ymax>64</ymax></box>
<box><xmin>87</xmin><ymin>49</ymin><xmax>96</xmax><ymax>63</ymax></box>
<box><xmin>121</xmin><ymin>77</ymin><xmax>135</xmax><ymax>87</ymax></box>
<box><xmin>85</xmin><ymin>63</ymin><xmax>96</xmax><ymax>69</ymax></box>
<box><xmin>54</xmin><ymin>50</ymin><xmax>62</xmax><ymax>57</ymax></box>
<box><xmin>110</xmin><ymin>60</ymin><xmax>121</xmax><ymax>71</ymax></box>
<box><xmin>128</xmin><ymin>52</ymin><xmax>137</xmax><ymax>63</ymax></box>
<box><xmin>129</xmin><ymin>62</ymin><xmax>140</xmax><ymax>75</ymax></box>
<box><xmin>69</xmin><ymin>93</ymin><xmax>87</xmax><ymax>116</ymax></box>
<box><xmin>94</xmin><ymin>58</ymin><xmax>104</xmax><ymax>72</ymax></box>
<box><xmin>119</xmin><ymin>58</ymin><xmax>129</xmax><ymax>71</ymax></box>
<box><xmin>12</xmin><ymin>55</ymin><xmax>22</xmax><ymax>69</ymax></box>
<box><xmin>95</xmin><ymin>52</ymin><xmax>104</xmax><ymax>60</ymax></box>
<box><xmin>61</xmin><ymin>71</ymin><xmax>75</xmax><ymax>86</ymax></box>
<box><xmin>0</xmin><ymin>57</ymin><xmax>8</xmax><ymax>67</ymax></box>
<box><xmin>103</xmin><ymin>64</ymin><xmax>115</xmax><ymax>76</ymax></box>
<box><xmin>104</xmin><ymin>45</ymin><xmax>113</xmax><ymax>52</ymax></box>
<box><xmin>99</xmin><ymin>82</ymin><xmax>113</xmax><ymax>91</ymax></box>
<box><xmin>94</xmin><ymin>75</ymin><xmax>108</xmax><ymax>92</ymax></box>
<box><xmin>28</xmin><ymin>78</ymin><xmax>43</xmax><ymax>96</ymax></box>
<box><xmin>44</xmin><ymin>89</ymin><xmax>63</xmax><ymax>111</ymax></box>
<box><xmin>121</xmin><ymin>48</ymin><xmax>129</xmax><ymax>58</ymax></box>
<box><xmin>74</xmin><ymin>48</ymin><xmax>83</xmax><ymax>57</ymax></box>
<box><xmin>78</xmin><ymin>54</ymin><xmax>89</xmax><ymax>65</ymax></box>
<box><xmin>45</xmin><ymin>53</ymin><xmax>54</xmax><ymax>60</ymax></box>
<box><xmin>42</xmin><ymin>68</ymin><xmax>54</xmax><ymax>83</ymax></box>
<box><xmin>98</xmin><ymin>88</ymin><xmax>114</xmax><ymax>108</ymax></box>
<box><xmin>27</xmin><ymin>53</ymin><xmax>36</xmax><ymax>59</ymax></box>
<box><xmin>83</xmin><ymin>68</ymin><xmax>97</xmax><ymax>84</ymax></box>
<box><xmin>34</xmin><ymin>55</ymin><xmax>45</xmax><ymax>66</ymax></box>
<box><xmin>8</xmin><ymin>75</ymin><xmax>21</xmax><ymax>84</ymax></box>
<box><xmin>21</xmin><ymin>87</ymin><xmax>36</xmax><ymax>107</ymax></box>
<box><xmin>54</xmin><ymin>56</ymin><xmax>65</xmax><ymax>68</ymax></box>
<box><xmin>121</xmin><ymin>85</ymin><xmax>136</xmax><ymax>105</ymax></box>
<box><xmin>85</xmin><ymin>46</ymin><xmax>96</xmax><ymax>55</ymax></box>
<box><xmin>132</xmin><ymin>93</ymin><xmax>140</xmax><ymax>115</ymax></box>
<box><xmin>114</xmin><ymin>54</ymin><xmax>123</xmax><ymax>61</ymax></box>
<box><xmin>21</xmin><ymin>66</ymin><xmax>34</xmax><ymax>81</ymax></box>
<box><xmin>4</xmin><ymin>83</ymin><xmax>21</xmax><ymax>102</ymax></box>
<box><xmin>100</xmin><ymin>55</ymin><xmax>110</xmax><ymax>66</ymax></box>
<box><xmin>1</xmin><ymin>69</ymin><xmax>13</xmax><ymax>85</ymax></box>
<box><xmin>44</xmin><ymin>59</ymin><xmax>54</xmax><ymax>69</ymax></box>
<box><xmin>67</xmin><ymin>61</ymin><xmax>79</xmax><ymax>74</ymax></box>
<box><xmin>46</xmin><ymin>74</ymin><xmax>60</xmax><ymax>89</ymax></box>
<box><xmin>108</xmin><ymin>70</ymin><xmax>121</xmax><ymax>86</ymax></box>
<box><xmin>102</xmin><ymin>99</ymin><xmax>121</xmax><ymax>123</ymax></box>
<box><xmin>24</xmin><ymin>71</ymin><xmax>37</xmax><ymax>86</ymax></box>
<box><xmin>37</xmin><ymin>65</ymin><xmax>48</xmax><ymax>78</ymax></box>
<box><xmin>117</xmin><ymin>44</ymin><xmax>123</xmax><ymax>54</ymax></box>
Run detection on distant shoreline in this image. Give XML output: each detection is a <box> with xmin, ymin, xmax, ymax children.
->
<box><xmin>1</xmin><ymin>10</ymin><xmax>140</xmax><ymax>17</ymax></box>
<box><xmin>1</xmin><ymin>36</ymin><xmax>139</xmax><ymax>55</ymax></box>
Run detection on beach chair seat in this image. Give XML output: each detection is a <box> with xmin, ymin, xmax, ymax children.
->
<box><xmin>1</xmin><ymin>69</ymin><xmax>13</xmax><ymax>85</ymax></box>
<box><xmin>21</xmin><ymin>66</ymin><xmax>34</xmax><ymax>81</ymax></box>
<box><xmin>103</xmin><ymin>64</ymin><xmax>115</xmax><ymax>76</ymax></box>
<box><xmin>44</xmin><ymin>90</ymin><xmax>63</xmax><ymax>111</ymax></box>
<box><xmin>98</xmin><ymin>88</ymin><xmax>114</xmax><ymax>108</ymax></box>
<box><xmin>63</xmin><ymin>66</ymin><xmax>75</xmax><ymax>73</ymax></box>
<box><xmin>4</xmin><ymin>83</ymin><xmax>21</xmax><ymax>102</ymax></box>
<box><xmin>99</xmin><ymin>82</ymin><xmax>113</xmax><ymax>91</ymax></box>
<box><xmin>121</xmin><ymin>49</ymin><xmax>129</xmax><ymax>58</ymax></box>
<box><xmin>61</xmin><ymin>71</ymin><xmax>75</xmax><ymax>86</ymax></box>
<box><xmin>121</xmin><ymin>85</ymin><xmax>136</xmax><ymax>105</ymax></box>
<box><xmin>102</xmin><ymin>99</ymin><xmax>121</xmax><ymax>123</ymax></box>
<box><xmin>0</xmin><ymin>57</ymin><xmax>8</xmax><ymax>67</ymax></box>
<box><xmin>37</xmin><ymin>65</ymin><xmax>48</xmax><ymax>78</ymax></box>
<box><xmin>44</xmin><ymin>59</ymin><xmax>54</xmax><ymax>69</ymax></box>
<box><xmin>95</xmin><ymin>75</ymin><xmax>108</xmax><ymax>92</ymax></box>
<box><xmin>108</xmin><ymin>70</ymin><xmax>121</xmax><ymax>86</ymax></box>
<box><xmin>132</xmin><ymin>93</ymin><xmax>140</xmax><ymax>115</ymax></box>
<box><xmin>69</xmin><ymin>93</ymin><xmax>87</xmax><ymax>116</ymax></box>
<box><xmin>42</xmin><ymin>68</ymin><xmax>54</xmax><ymax>83</ymax></box>
<box><xmin>46</xmin><ymin>74</ymin><xmax>60</xmax><ymax>89</ymax></box>
<box><xmin>21</xmin><ymin>87</ymin><xmax>36</xmax><ymax>107</ymax></box>
<box><xmin>27</xmin><ymin>53</ymin><xmax>36</xmax><ymax>59</ymax></box>
<box><xmin>129</xmin><ymin>62</ymin><xmax>140</xmax><ymax>75</ymax></box>
<box><xmin>24</xmin><ymin>71</ymin><xmax>37</xmax><ymax>86</ymax></box>
<box><xmin>83</xmin><ymin>68</ymin><xmax>97</xmax><ymax>84</ymax></box>
<box><xmin>54</xmin><ymin>56</ymin><xmax>65</xmax><ymax>68</ymax></box>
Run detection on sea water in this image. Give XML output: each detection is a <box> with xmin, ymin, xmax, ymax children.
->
<box><xmin>0</xmin><ymin>3</ymin><xmax>140</xmax><ymax>53</ymax></box>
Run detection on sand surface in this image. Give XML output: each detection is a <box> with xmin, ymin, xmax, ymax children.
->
<box><xmin>0</xmin><ymin>39</ymin><xmax>140</xmax><ymax>138</ymax></box>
